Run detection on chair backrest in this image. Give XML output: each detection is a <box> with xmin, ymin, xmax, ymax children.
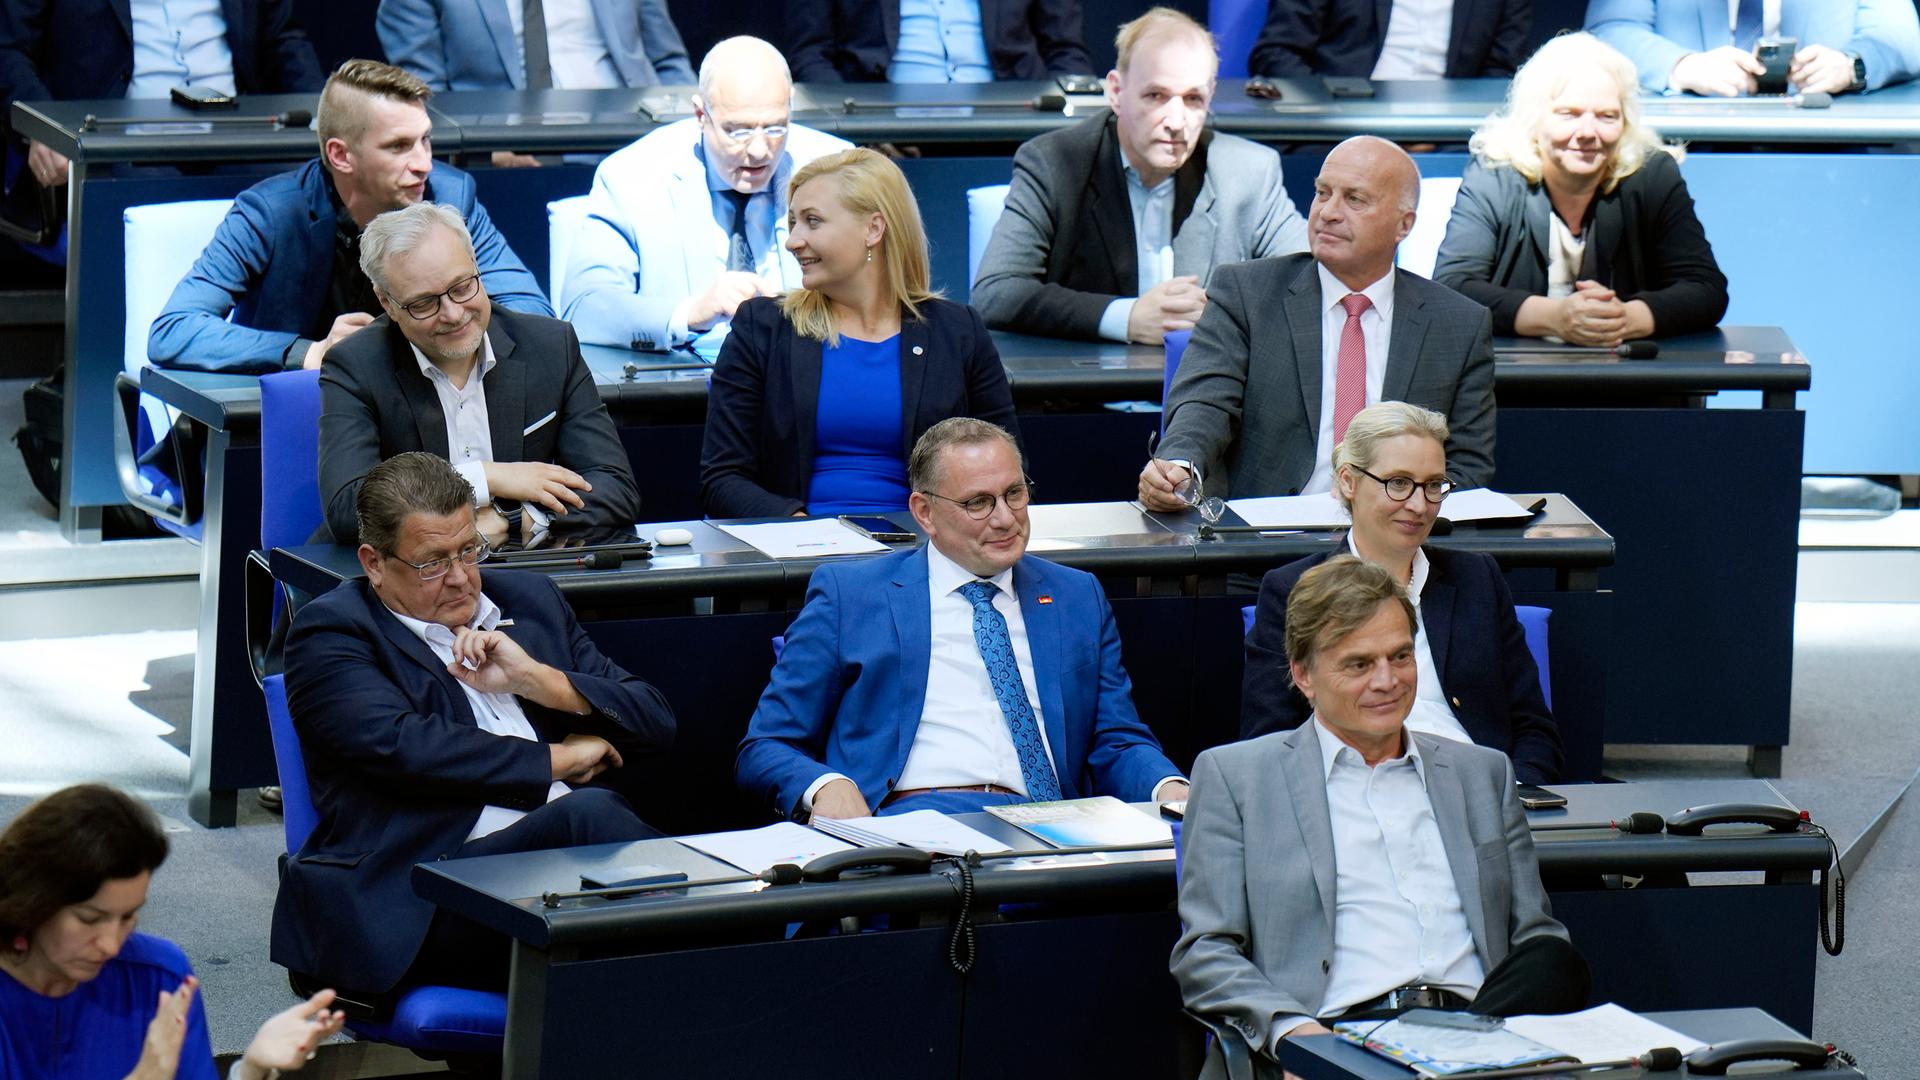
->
<box><xmin>1161</xmin><ymin>329</ymin><xmax>1192</xmax><ymax>436</ymax></box>
<box><xmin>1514</xmin><ymin>604</ymin><xmax>1553</xmax><ymax>710</ymax></box>
<box><xmin>125</xmin><ymin>200</ymin><xmax>235</xmax><ymax>378</ymax></box>
<box><xmin>547</xmin><ymin>195</ymin><xmax>591</xmax><ymax>312</ymax></box>
<box><xmin>1209</xmin><ymin>0</ymin><xmax>1267</xmax><ymax>78</ymax></box>
<box><xmin>966</xmin><ymin>184</ymin><xmax>1010</xmax><ymax>286</ymax></box>
<box><xmin>1397</xmin><ymin>177</ymin><xmax>1462</xmax><ymax>280</ymax></box>
<box><xmin>262</xmin><ymin>673</ymin><xmax>322</xmax><ymax>853</ymax></box>
<box><xmin>259</xmin><ymin>369</ymin><xmax>327</xmax><ymax>551</ymax></box>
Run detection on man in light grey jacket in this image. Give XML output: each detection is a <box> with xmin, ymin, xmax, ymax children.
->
<box><xmin>1172</xmin><ymin>556</ymin><xmax>1587</xmax><ymax>1080</ymax></box>
<box><xmin>971</xmin><ymin>7</ymin><xmax>1306</xmax><ymax>345</ymax></box>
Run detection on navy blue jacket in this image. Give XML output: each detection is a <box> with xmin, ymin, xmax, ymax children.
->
<box><xmin>700</xmin><ymin>295</ymin><xmax>1020</xmax><ymax>519</ymax></box>
<box><xmin>1241</xmin><ymin>543</ymin><xmax>1563</xmax><ymax>784</ymax></box>
<box><xmin>270</xmin><ymin>569</ymin><xmax>675</xmax><ymax>993</ymax></box>
<box><xmin>787</xmin><ymin>0</ymin><xmax>1090</xmax><ymax>83</ymax></box>
<box><xmin>1249</xmin><ymin>0</ymin><xmax>1530</xmax><ymax>79</ymax></box>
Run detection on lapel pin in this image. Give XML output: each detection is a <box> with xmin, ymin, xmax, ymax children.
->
<box><xmin>1037</xmin><ymin>595</ymin><xmax>1053</xmax><ymax>604</ymax></box>
<box><xmin>911</xmin><ymin>345</ymin><xmax>924</xmax><ymax>356</ymax></box>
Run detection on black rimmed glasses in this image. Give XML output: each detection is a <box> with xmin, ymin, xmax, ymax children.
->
<box><xmin>1354</xmin><ymin>467</ymin><xmax>1454</xmax><ymax>503</ymax></box>
<box><xmin>398</xmin><ymin>273</ymin><xmax>481</xmax><ymax>320</ymax></box>
<box><xmin>388</xmin><ymin>535</ymin><xmax>490</xmax><ymax>581</ymax></box>
<box><xmin>921</xmin><ymin>479</ymin><xmax>1035</xmax><ymax>520</ymax></box>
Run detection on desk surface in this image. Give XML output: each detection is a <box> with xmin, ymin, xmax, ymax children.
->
<box><xmin>1530</xmin><ymin>779</ymin><xmax>1830</xmax><ymax>875</ymax></box>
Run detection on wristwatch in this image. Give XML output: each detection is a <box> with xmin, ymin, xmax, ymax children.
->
<box><xmin>1847</xmin><ymin>51</ymin><xmax>1866</xmax><ymax>92</ymax></box>
<box><xmin>492</xmin><ymin>498</ymin><xmax>524</xmax><ymax>546</ymax></box>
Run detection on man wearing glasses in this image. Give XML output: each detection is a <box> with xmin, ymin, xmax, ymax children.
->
<box><xmin>275</xmin><ymin>451</ymin><xmax>673</xmax><ymax>1012</ymax></box>
<box><xmin>560</xmin><ymin>35</ymin><xmax>852</xmax><ymax>351</ymax></box>
<box><xmin>738</xmin><ymin>417</ymin><xmax>1188</xmax><ymax>820</ymax></box>
<box><xmin>318</xmin><ymin>201</ymin><xmax>638</xmax><ymax>545</ymax></box>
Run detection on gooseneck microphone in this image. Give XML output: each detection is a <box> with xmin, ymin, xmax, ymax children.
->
<box><xmin>1531</xmin><ymin>811</ymin><xmax>1667</xmax><ymax>834</ymax></box>
<box><xmin>1506</xmin><ymin>341</ymin><xmax>1660</xmax><ymax>359</ymax></box>
<box><xmin>494</xmin><ymin>550</ymin><xmax>625</xmax><ymax>571</ymax></box>
<box><xmin>81</xmin><ymin>108</ymin><xmax>312</xmax><ymax>132</ymax></box>
<box><xmin>1457</xmin><ymin>1047</ymin><xmax>1683</xmax><ymax>1079</ymax></box>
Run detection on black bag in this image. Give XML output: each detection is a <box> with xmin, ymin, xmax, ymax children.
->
<box><xmin>14</xmin><ymin>367</ymin><xmax>61</xmax><ymax>509</ymax></box>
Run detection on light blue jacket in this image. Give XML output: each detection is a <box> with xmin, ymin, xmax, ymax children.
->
<box><xmin>1586</xmin><ymin>0</ymin><xmax>1920</xmax><ymax>92</ymax></box>
<box><xmin>376</xmin><ymin>0</ymin><xmax>694</xmax><ymax>90</ymax></box>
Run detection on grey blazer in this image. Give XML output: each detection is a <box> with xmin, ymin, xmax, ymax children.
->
<box><xmin>1171</xmin><ymin>725</ymin><xmax>1567</xmax><ymax>1080</ymax></box>
<box><xmin>1157</xmin><ymin>253</ymin><xmax>1497</xmax><ymax>497</ymax></box>
<box><xmin>971</xmin><ymin>114</ymin><xmax>1308</xmax><ymax>341</ymax></box>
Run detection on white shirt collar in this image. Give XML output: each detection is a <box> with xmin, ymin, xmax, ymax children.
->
<box><xmin>385</xmin><ymin>590</ymin><xmax>503</xmax><ymax>650</ymax></box>
<box><xmin>1316</xmin><ymin>262</ymin><xmax>1396</xmax><ymax>324</ymax></box>
<box><xmin>1345</xmin><ymin>532</ymin><xmax>1430</xmax><ymax>602</ymax></box>
<box><xmin>925</xmin><ymin>540</ymin><xmax>1016</xmax><ymax>602</ymax></box>
<box><xmin>1312</xmin><ymin>715</ymin><xmax>1426</xmax><ymax>784</ymax></box>
<box><xmin>409</xmin><ymin>326</ymin><xmax>497</xmax><ymax>387</ymax></box>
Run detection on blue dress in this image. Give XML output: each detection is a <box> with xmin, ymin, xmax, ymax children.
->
<box><xmin>807</xmin><ymin>333</ymin><xmax>911</xmax><ymax>514</ymax></box>
<box><xmin>0</xmin><ymin>933</ymin><xmax>217</xmax><ymax>1079</ymax></box>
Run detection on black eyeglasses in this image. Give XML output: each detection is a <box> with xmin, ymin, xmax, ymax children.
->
<box><xmin>1354</xmin><ymin>467</ymin><xmax>1453</xmax><ymax>503</ymax></box>
<box><xmin>387</xmin><ymin>535</ymin><xmax>489</xmax><ymax>581</ymax></box>
<box><xmin>397</xmin><ymin>274</ymin><xmax>481</xmax><ymax>320</ymax></box>
<box><xmin>921</xmin><ymin>480</ymin><xmax>1035</xmax><ymax>520</ymax></box>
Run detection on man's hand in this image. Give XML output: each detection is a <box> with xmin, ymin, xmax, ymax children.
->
<box><xmin>26</xmin><ymin>140</ymin><xmax>69</xmax><ymax>189</ymax></box>
<box><xmin>302</xmin><ymin>312</ymin><xmax>376</xmax><ymax>369</ymax></box>
<box><xmin>489</xmin><ymin>150</ymin><xmax>543</xmax><ymax>168</ymax></box>
<box><xmin>809</xmin><ymin>778</ymin><xmax>872</xmax><ymax>820</ymax></box>
<box><xmin>1157</xmin><ymin>780</ymin><xmax>1191</xmax><ymax>803</ymax></box>
<box><xmin>1137</xmin><ymin>458</ymin><xmax>1193</xmax><ymax>512</ymax></box>
<box><xmin>483</xmin><ymin>461</ymin><xmax>590</xmax><ymax>515</ymax></box>
<box><xmin>475</xmin><ymin>503</ymin><xmax>509</xmax><ymax>548</ymax></box>
<box><xmin>129</xmin><ymin>975</ymin><xmax>198</xmax><ymax>1080</ymax></box>
<box><xmin>1127</xmin><ymin>275</ymin><xmax>1207</xmax><ymax>344</ymax></box>
<box><xmin>1669</xmin><ymin>46</ymin><xmax>1763</xmax><ymax>97</ymax></box>
<box><xmin>1791</xmin><ymin>44</ymin><xmax>1857</xmax><ymax>94</ymax></box>
<box><xmin>686</xmin><ymin>271</ymin><xmax>773</xmax><ymax>332</ymax></box>
<box><xmin>1555</xmin><ymin>281</ymin><xmax>1627</xmax><ymax>348</ymax></box>
<box><xmin>549</xmin><ymin>731</ymin><xmax>623</xmax><ymax>785</ymax></box>
<box><xmin>233</xmin><ymin>989</ymin><xmax>347</xmax><ymax>1078</ymax></box>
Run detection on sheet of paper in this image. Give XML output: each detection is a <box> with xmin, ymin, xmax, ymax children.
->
<box><xmin>1434</xmin><ymin>487</ymin><xmax>1535</xmax><ymax>523</ymax></box>
<box><xmin>715</xmin><ymin>518</ymin><xmax>889</xmax><ymax>559</ymax></box>
<box><xmin>1502</xmin><ymin>1003</ymin><xmax>1706</xmax><ymax>1063</ymax></box>
<box><xmin>846</xmin><ymin>810</ymin><xmax>1011</xmax><ymax>854</ymax></box>
<box><xmin>1025</xmin><ymin>502</ymin><xmax>1162</xmax><ymax>539</ymax></box>
<box><xmin>678</xmin><ymin>822</ymin><xmax>853</xmax><ymax>873</ymax></box>
<box><xmin>1227</xmin><ymin>489</ymin><xmax>1535</xmax><ymax>529</ymax></box>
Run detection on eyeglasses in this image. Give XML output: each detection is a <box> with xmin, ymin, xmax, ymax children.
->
<box><xmin>1354</xmin><ymin>467</ymin><xmax>1454</xmax><ymax>503</ymax></box>
<box><xmin>388</xmin><ymin>536</ymin><xmax>489</xmax><ymax>581</ymax></box>
<box><xmin>397</xmin><ymin>274</ymin><xmax>481</xmax><ymax>321</ymax></box>
<box><xmin>710</xmin><ymin>118</ymin><xmax>789</xmax><ymax>144</ymax></box>
<box><xmin>921</xmin><ymin>480</ymin><xmax>1035</xmax><ymax>520</ymax></box>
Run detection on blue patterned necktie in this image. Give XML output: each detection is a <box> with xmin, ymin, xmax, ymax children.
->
<box><xmin>1733</xmin><ymin>0</ymin><xmax>1763</xmax><ymax>51</ymax></box>
<box><xmin>958</xmin><ymin>580</ymin><xmax>1062</xmax><ymax>802</ymax></box>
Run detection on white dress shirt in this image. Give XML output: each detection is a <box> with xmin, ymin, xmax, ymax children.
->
<box><xmin>385</xmin><ymin>592</ymin><xmax>572</xmax><ymax>841</ymax></box>
<box><xmin>1346</xmin><ymin>535</ymin><xmax>1475</xmax><ymax>748</ymax></box>
<box><xmin>506</xmin><ymin>0</ymin><xmax>623</xmax><ymax>89</ymax></box>
<box><xmin>1306</xmin><ymin>263</ymin><xmax>1394</xmax><ymax>495</ymax></box>
<box><xmin>1097</xmin><ymin>156</ymin><xmax>1178</xmax><ymax>343</ymax></box>
<box><xmin>410</xmin><ymin>335</ymin><xmax>549</xmax><ymax>532</ymax></box>
<box><xmin>1371</xmin><ymin>0</ymin><xmax>1454</xmax><ymax>80</ymax></box>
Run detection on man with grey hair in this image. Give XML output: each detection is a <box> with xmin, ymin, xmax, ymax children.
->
<box><xmin>561</xmin><ymin>35</ymin><xmax>852</xmax><ymax>350</ymax></box>
<box><xmin>738</xmin><ymin>417</ymin><xmax>1188</xmax><ymax>821</ymax></box>
<box><xmin>1140</xmin><ymin>134</ymin><xmax>1497</xmax><ymax>507</ymax></box>
<box><xmin>318</xmin><ymin>201</ymin><xmax>637</xmax><ymax>544</ymax></box>
<box><xmin>149</xmin><ymin>59</ymin><xmax>549</xmax><ymax>374</ymax></box>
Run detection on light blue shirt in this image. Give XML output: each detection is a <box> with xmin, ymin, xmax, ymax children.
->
<box><xmin>1097</xmin><ymin>157</ymin><xmax>1177</xmax><ymax>343</ymax></box>
<box><xmin>127</xmin><ymin>0</ymin><xmax>237</xmax><ymax>99</ymax></box>
<box><xmin>887</xmin><ymin>0</ymin><xmax>994</xmax><ymax>83</ymax></box>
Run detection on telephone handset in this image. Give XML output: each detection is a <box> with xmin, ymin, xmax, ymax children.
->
<box><xmin>1686</xmin><ymin>1038</ymin><xmax>1836</xmax><ymax>1074</ymax></box>
<box><xmin>801</xmin><ymin>846</ymin><xmax>934</xmax><ymax>882</ymax></box>
<box><xmin>1664</xmin><ymin>802</ymin><xmax>1803</xmax><ymax>836</ymax></box>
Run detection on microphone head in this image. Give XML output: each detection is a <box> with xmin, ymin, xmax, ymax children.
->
<box><xmin>1616</xmin><ymin>341</ymin><xmax>1659</xmax><ymax>359</ymax></box>
<box><xmin>759</xmin><ymin>863</ymin><xmax>804</xmax><ymax>886</ymax></box>
<box><xmin>580</xmin><ymin>551</ymin><xmax>624</xmax><ymax>570</ymax></box>
<box><xmin>1030</xmin><ymin>91</ymin><xmax>1067</xmax><ymax>112</ymax></box>
<box><xmin>281</xmin><ymin>108</ymin><xmax>313</xmax><ymax>127</ymax></box>
<box><xmin>1619</xmin><ymin>811</ymin><xmax>1667</xmax><ymax>834</ymax></box>
<box><xmin>1639</xmin><ymin>1046</ymin><xmax>1683</xmax><ymax>1071</ymax></box>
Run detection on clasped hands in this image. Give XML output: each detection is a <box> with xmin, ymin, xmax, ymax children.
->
<box><xmin>442</xmin><ymin>627</ymin><xmax>620</xmax><ymax>783</ymax></box>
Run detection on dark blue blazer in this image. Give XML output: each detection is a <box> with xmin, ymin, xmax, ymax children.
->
<box><xmin>148</xmin><ymin>157</ymin><xmax>551</xmax><ymax>374</ymax></box>
<box><xmin>736</xmin><ymin>546</ymin><xmax>1181</xmax><ymax>819</ymax></box>
<box><xmin>0</xmin><ymin>0</ymin><xmax>321</xmax><ymax>137</ymax></box>
<box><xmin>1240</xmin><ymin>544</ymin><xmax>1562</xmax><ymax>784</ymax></box>
<box><xmin>700</xmin><ymin>295</ymin><xmax>1020</xmax><ymax>519</ymax></box>
<box><xmin>270</xmin><ymin>569</ymin><xmax>675</xmax><ymax>994</ymax></box>
<box><xmin>1249</xmin><ymin>0</ymin><xmax>1530</xmax><ymax>79</ymax></box>
<box><xmin>787</xmin><ymin>0</ymin><xmax>1091</xmax><ymax>82</ymax></box>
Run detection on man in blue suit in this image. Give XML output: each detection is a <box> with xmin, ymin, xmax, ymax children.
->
<box><xmin>376</xmin><ymin>0</ymin><xmax>694</xmax><ymax>93</ymax></box>
<box><xmin>737</xmin><ymin>417</ymin><xmax>1188</xmax><ymax>820</ymax></box>
<box><xmin>273</xmin><ymin>451</ymin><xmax>673</xmax><ymax>1006</ymax></box>
<box><xmin>1587</xmin><ymin>0</ymin><xmax>1920</xmax><ymax>96</ymax></box>
<box><xmin>147</xmin><ymin>59</ymin><xmax>550</xmax><ymax>375</ymax></box>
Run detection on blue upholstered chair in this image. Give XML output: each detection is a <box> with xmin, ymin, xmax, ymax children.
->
<box><xmin>261</xmin><ymin>673</ymin><xmax>508</xmax><ymax>1054</ymax></box>
<box><xmin>1160</xmin><ymin>330</ymin><xmax>1192</xmax><ymax>437</ymax></box>
<box><xmin>245</xmin><ymin>370</ymin><xmax>325</xmax><ymax>682</ymax></box>
<box><xmin>965</xmin><ymin>184</ymin><xmax>1010</xmax><ymax>287</ymax></box>
<box><xmin>1209</xmin><ymin>0</ymin><xmax>1266</xmax><ymax>78</ymax></box>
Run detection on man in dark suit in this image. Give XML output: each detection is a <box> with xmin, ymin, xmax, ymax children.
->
<box><xmin>787</xmin><ymin>0</ymin><xmax>1090</xmax><ymax>83</ymax></box>
<box><xmin>319</xmin><ymin>200</ymin><xmax>638</xmax><ymax>545</ymax></box>
<box><xmin>1249</xmin><ymin>0</ymin><xmax>1531</xmax><ymax>80</ymax></box>
<box><xmin>972</xmin><ymin>7</ymin><xmax>1307</xmax><ymax>345</ymax></box>
<box><xmin>737</xmin><ymin>417</ymin><xmax>1186</xmax><ymax>820</ymax></box>
<box><xmin>1174</xmin><ymin>556</ymin><xmax>1585</xmax><ymax>1079</ymax></box>
<box><xmin>273</xmin><ymin>451</ymin><xmax>672</xmax><ymax>1005</ymax></box>
<box><xmin>1140</xmin><ymin>135</ymin><xmax>1496</xmax><ymax>506</ymax></box>
<box><xmin>147</xmin><ymin>60</ymin><xmax>549</xmax><ymax>375</ymax></box>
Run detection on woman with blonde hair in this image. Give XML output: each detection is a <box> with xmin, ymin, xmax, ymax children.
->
<box><xmin>1433</xmin><ymin>32</ymin><xmax>1728</xmax><ymax>346</ymax></box>
<box><xmin>701</xmin><ymin>148</ymin><xmax>1018</xmax><ymax>518</ymax></box>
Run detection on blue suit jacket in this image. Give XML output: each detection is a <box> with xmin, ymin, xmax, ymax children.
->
<box><xmin>1586</xmin><ymin>0</ymin><xmax>1920</xmax><ymax>93</ymax></box>
<box><xmin>736</xmin><ymin>546</ymin><xmax>1180</xmax><ymax>819</ymax></box>
<box><xmin>148</xmin><ymin>157</ymin><xmax>551</xmax><ymax>374</ymax></box>
<box><xmin>1249</xmin><ymin>0</ymin><xmax>1531</xmax><ymax>79</ymax></box>
<box><xmin>787</xmin><ymin>0</ymin><xmax>1091</xmax><ymax>83</ymax></box>
<box><xmin>270</xmin><ymin>569</ymin><xmax>675</xmax><ymax>993</ymax></box>
<box><xmin>700</xmin><ymin>295</ymin><xmax>1020</xmax><ymax>519</ymax></box>
<box><xmin>1240</xmin><ymin>544</ymin><xmax>1563</xmax><ymax>784</ymax></box>
<box><xmin>376</xmin><ymin>0</ymin><xmax>693</xmax><ymax>91</ymax></box>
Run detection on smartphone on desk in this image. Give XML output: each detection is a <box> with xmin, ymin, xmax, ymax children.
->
<box><xmin>171</xmin><ymin>85</ymin><xmax>237</xmax><ymax>110</ymax></box>
<box><xmin>1516</xmin><ymin>784</ymin><xmax>1568</xmax><ymax>810</ymax></box>
<box><xmin>839</xmin><ymin>515</ymin><xmax>918</xmax><ymax>543</ymax></box>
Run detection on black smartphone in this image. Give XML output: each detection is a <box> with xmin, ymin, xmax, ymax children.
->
<box><xmin>1056</xmin><ymin>73</ymin><xmax>1104</xmax><ymax>94</ymax></box>
<box><xmin>1323</xmin><ymin>76</ymin><xmax>1375</xmax><ymax>99</ymax></box>
<box><xmin>579</xmin><ymin>864</ymin><xmax>689</xmax><ymax>890</ymax></box>
<box><xmin>1517</xmin><ymin>784</ymin><xmax>1569</xmax><ymax>810</ymax></box>
<box><xmin>170</xmin><ymin>85</ymin><xmax>237</xmax><ymax>110</ymax></box>
<box><xmin>1244</xmin><ymin>77</ymin><xmax>1283</xmax><ymax>101</ymax></box>
<box><xmin>838</xmin><ymin>515</ymin><xmax>917</xmax><ymax>543</ymax></box>
<box><xmin>1754</xmin><ymin>36</ymin><xmax>1796</xmax><ymax>95</ymax></box>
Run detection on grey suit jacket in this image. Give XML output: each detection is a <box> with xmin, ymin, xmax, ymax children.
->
<box><xmin>376</xmin><ymin>0</ymin><xmax>694</xmax><ymax>91</ymax></box>
<box><xmin>1158</xmin><ymin>253</ymin><xmax>1496</xmax><ymax>497</ymax></box>
<box><xmin>1171</xmin><ymin>725</ymin><xmax>1567</xmax><ymax>1080</ymax></box>
<box><xmin>971</xmin><ymin>114</ymin><xmax>1308</xmax><ymax>341</ymax></box>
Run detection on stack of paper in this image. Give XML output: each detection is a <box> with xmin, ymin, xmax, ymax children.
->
<box><xmin>809</xmin><ymin>810</ymin><xmax>1011</xmax><ymax>856</ymax></box>
<box><xmin>987</xmin><ymin>796</ymin><xmax>1173</xmax><ymax>848</ymax></box>
<box><xmin>715</xmin><ymin>519</ymin><xmax>889</xmax><ymax>559</ymax></box>
<box><xmin>679</xmin><ymin>822</ymin><xmax>852</xmax><ymax>873</ymax></box>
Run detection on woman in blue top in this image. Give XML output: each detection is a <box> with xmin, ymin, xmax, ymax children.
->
<box><xmin>701</xmin><ymin>147</ymin><xmax>1020</xmax><ymax>519</ymax></box>
<box><xmin>0</xmin><ymin>784</ymin><xmax>344</xmax><ymax>1080</ymax></box>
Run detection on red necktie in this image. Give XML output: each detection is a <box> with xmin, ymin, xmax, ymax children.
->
<box><xmin>1332</xmin><ymin>293</ymin><xmax>1372</xmax><ymax>446</ymax></box>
